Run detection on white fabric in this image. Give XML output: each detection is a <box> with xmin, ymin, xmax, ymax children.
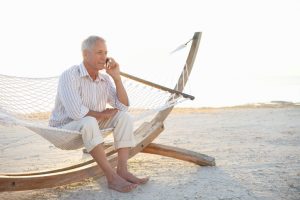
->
<box><xmin>49</xmin><ymin>63</ymin><xmax>128</xmax><ymax>127</ymax></box>
<box><xmin>60</xmin><ymin>111</ymin><xmax>135</xmax><ymax>152</ymax></box>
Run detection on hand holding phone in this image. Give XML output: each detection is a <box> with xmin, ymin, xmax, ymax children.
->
<box><xmin>106</xmin><ymin>58</ymin><xmax>112</xmax><ymax>69</ymax></box>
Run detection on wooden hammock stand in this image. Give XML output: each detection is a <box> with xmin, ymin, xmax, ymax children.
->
<box><xmin>0</xmin><ymin>32</ymin><xmax>215</xmax><ymax>192</ymax></box>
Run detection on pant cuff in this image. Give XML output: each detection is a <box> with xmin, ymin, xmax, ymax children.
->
<box><xmin>85</xmin><ymin>138</ymin><xmax>104</xmax><ymax>153</ymax></box>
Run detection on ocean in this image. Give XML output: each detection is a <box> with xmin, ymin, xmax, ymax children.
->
<box><xmin>180</xmin><ymin>75</ymin><xmax>300</xmax><ymax>108</ymax></box>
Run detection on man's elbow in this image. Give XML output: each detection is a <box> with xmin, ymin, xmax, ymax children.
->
<box><xmin>122</xmin><ymin>98</ymin><xmax>129</xmax><ymax>107</ymax></box>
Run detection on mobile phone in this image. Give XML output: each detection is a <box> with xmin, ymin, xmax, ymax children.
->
<box><xmin>106</xmin><ymin>58</ymin><xmax>111</xmax><ymax>69</ymax></box>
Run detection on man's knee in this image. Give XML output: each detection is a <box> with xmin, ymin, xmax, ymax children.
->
<box><xmin>80</xmin><ymin>116</ymin><xmax>101</xmax><ymax>138</ymax></box>
<box><xmin>81</xmin><ymin>116</ymin><xmax>98</xmax><ymax>130</ymax></box>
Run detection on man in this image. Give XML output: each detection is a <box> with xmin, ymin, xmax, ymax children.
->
<box><xmin>49</xmin><ymin>36</ymin><xmax>148</xmax><ymax>192</ymax></box>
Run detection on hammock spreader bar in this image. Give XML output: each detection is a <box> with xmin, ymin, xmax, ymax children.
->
<box><xmin>120</xmin><ymin>72</ymin><xmax>195</xmax><ymax>100</ymax></box>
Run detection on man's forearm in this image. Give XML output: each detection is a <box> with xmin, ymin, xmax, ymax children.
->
<box><xmin>114</xmin><ymin>78</ymin><xmax>129</xmax><ymax>106</ymax></box>
<box><xmin>86</xmin><ymin>110</ymin><xmax>102</xmax><ymax>120</ymax></box>
<box><xmin>86</xmin><ymin>108</ymin><xmax>118</xmax><ymax>121</ymax></box>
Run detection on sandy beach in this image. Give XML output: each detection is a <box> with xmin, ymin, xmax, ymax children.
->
<box><xmin>0</xmin><ymin>106</ymin><xmax>300</xmax><ymax>200</ymax></box>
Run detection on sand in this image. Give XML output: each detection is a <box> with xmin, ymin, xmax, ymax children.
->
<box><xmin>0</xmin><ymin>106</ymin><xmax>300</xmax><ymax>200</ymax></box>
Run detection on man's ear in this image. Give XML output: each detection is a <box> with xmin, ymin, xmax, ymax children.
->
<box><xmin>82</xmin><ymin>50</ymin><xmax>88</xmax><ymax>60</ymax></box>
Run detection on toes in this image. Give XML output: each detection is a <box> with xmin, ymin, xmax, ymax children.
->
<box><xmin>139</xmin><ymin>177</ymin><xmax>149</xmax><ymax>184</ymax></box>
<box><xmin>108</xmin><ymin>183</ymin><xmax>137</xmax><ymax>193</ymax></box>
<box><xmin>124</xmin><ymin>183</ymin><xmax>138</xmax><ymax>192</ymax></box>
<box><xmin>118</xmin><ymin>171</ymin><xmax>149</xmax><ymax>185</ymax></box>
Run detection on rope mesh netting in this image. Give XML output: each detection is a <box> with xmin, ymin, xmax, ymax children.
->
<box><xmin>0</xmin><ymin>73</ymin><xmax>189</xmax><ymax>150</ymax></box>
<box><xmin>0</xmin><ymin>74</ymin><xmax>187</xmax><ymax>123</ymax></box>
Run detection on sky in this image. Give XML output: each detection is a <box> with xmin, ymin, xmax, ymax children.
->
<box><xmin>0</xmin><ymin>0</ymin><xmax>299</xmax><ymax>107</ymax></box>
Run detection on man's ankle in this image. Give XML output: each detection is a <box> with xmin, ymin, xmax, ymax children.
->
<box><xmin>117</xmin><ymin>166</ymin><xmax>128</xmax><ymax>174</ymax></box>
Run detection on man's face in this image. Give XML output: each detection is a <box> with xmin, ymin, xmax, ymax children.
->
<box><xmin>84</xmin><ymin>40</ymin><xmax>108</xmax><ymax>71</ymax></box>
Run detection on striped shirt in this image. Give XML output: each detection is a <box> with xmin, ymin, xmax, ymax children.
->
<box><xmin>49</xmin><ymin>63</ymin><xmax>128</xmax><ymax>127</ymax></box>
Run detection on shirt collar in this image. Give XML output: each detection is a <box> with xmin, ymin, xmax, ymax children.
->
<box><xmin>79</xmin><ymin>62</ymin><xmax>105</xmax><ymax>82</ymax></box>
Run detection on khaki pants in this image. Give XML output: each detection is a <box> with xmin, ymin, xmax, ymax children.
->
<box><xmin>62</xmin><ymin>111</ymin><xmax>136</xmax><ymax>152</ymax></box>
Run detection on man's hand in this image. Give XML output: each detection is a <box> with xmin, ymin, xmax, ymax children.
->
<box><xmin>105</xmin><ymin>57</ymin><xmax>121</xmax><ymax>81</ymax></box>
<box><xmin>86</xmin><ymin>108</ymin><xmax>118</xmax><ymax>121</ymax></box>
<box><xmin>98</xmin><ymin>108</ymin><xmax>118</xmax><ymax>120</ymax></box>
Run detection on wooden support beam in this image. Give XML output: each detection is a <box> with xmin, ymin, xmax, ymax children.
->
<box><xmin>142</xmin><ymin>143</ymin><xmax>215</xmax><ymax>166</ymax></box>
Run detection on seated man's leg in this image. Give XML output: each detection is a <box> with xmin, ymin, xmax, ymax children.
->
<box><xmin>65</xmin><ymin>116</ymin><xmax>137</xmax><ymax>192</ymax></box>
<box><xmin>112</xmin><ymin>111</ymin><xmax>135</xmax><ymax>149</ymax></box>
<box><xmin>112</xmin><ymin>112</ymin><xmax>149</xmax><ymax>184</ymax></box>
<box><xmin>89</xmin><ymin>144</ymin><xmax>137</xmax><ymax>192</ymax></box>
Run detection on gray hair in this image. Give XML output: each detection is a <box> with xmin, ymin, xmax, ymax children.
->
<box><xmin>81</xmin><ymin>36</ymin><xmax>106</xmax><ymax>52</ymax></box>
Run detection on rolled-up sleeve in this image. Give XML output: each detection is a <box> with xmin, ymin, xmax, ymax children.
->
<box><xmin>58</xmin><ymin>72</ymin><xmax>89</xmax><ymax>120</ymax></box>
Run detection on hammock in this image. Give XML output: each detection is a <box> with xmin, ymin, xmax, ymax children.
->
<box><xmin>0</xmin><ymin>32</ymin><xmax>215</xmax><ymax>192</ymax></box>
<box><xmin>0</xmin><ymin>71</ymin><xmax>193</xmax><ymax>150</ymax></box>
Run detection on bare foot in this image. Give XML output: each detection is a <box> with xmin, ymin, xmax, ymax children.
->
<box><xmin>117</xmin><ymin>170</ymin><xmax>149</xmax><ymax>185</ymax></box>
<box><xmin>107</xmin><ymin>175</ymin><xmax>138</xmax><ymax>193</ymax></box>
<box><xmin>108</xmin><ymin>182</ymin><xmax>137</xmax><ymax>193</ymax></box>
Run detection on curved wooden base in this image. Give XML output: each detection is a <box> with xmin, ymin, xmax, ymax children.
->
<box><xmin>0</xmin><ymin>121</ymin><xmax>164</xmax><ymax>192</ymax></box>
<box><xmin>0</xmin><ymin>141</ymin><xmax>215</xmax><ymax>192</ymax></box>
<box><xmin>142</xmin><ymin>143</ymin><xmax>215</xmax><ymax>166</ymax></box>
